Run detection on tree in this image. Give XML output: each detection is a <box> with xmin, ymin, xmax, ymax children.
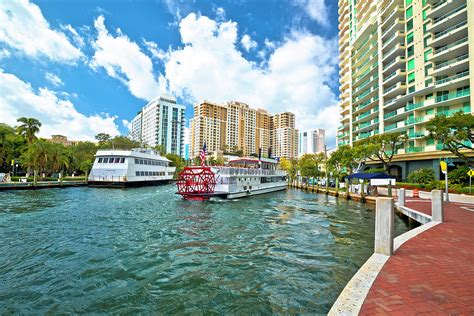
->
<box><xmin>328</xmin><ymin>145</ymin><xmax>360</xmax><ymax>175</ymax></box>
<box><xmin>17</xmin><ymin>117</ymin><xmax>41</xmax><ymax>144</ymax></box>
<box><xmin>79</xmin><ymin>159</ymin><xmax>93</xmax><ymax>182</ymax></box>
<box><xmin>95</xmin><ymin>133</ymin><xmax>111</xmax><ymax>145</ymax></box>
<box><xmin>279</xmin><ymin>157</ymin><xmax>291</xmax><ymax>173</ymax></box>
<box><xmin>165</xmin><ymin>153</ymin><xmax>185</xmax><ymax>175</ymax></box>
<box><xmin>355</xmin><ymin>133</ymin><xmax>408</xmax><ymax>172</ymax></box>
<box><xmin>153</xmin><ymin>145</ymin><xmax>166</xmax><ymax>156</ymax></box>
<box><xmin>0</xmin><ymin>123</ymin><xmax>16</xmax><ymax>169</ymax></box>
<box><xmin>71</xmin><ymin>141</ymin><xmax>97</xmax><ymax>171</ymax></box>
<box><xmin>426</xmin><ymin>112</ymin><xmax>474</xmax><ymax>166</ymax></box>
<box><xmin>49</xmin><ymin>143</ymin><xmax>70</xmax><ymax>180</ymax></box>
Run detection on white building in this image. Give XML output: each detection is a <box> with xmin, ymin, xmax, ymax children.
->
<box><xmin>130</xmin><ymin>95</ymin><xmax>186</xmax><ymax>157</ymax></box>
<box><xmin>299</xmin><ymin>129</ymin><xmax>325</xmax><ymax>156</ymax></box>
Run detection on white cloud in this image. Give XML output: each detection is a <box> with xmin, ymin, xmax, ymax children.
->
<box><xmin>0</xmin><ymin>0</ymin><xmax>83</xmax><ymax>63</ymax></box>
<box><xmin>61</xmin><ymin>24</ymin><xmax>85</xmax><ymax>47</ymax></box>
<box><xmin>45</xmin><ymin>72</ymin><xmax>63</xmax><ymax>87</ymax></box>
<box><xmin>164</xmin><ymin>13</ymin><xmax>339</xmax><ymax>142</ymax></box>
<box><xmin>90</xmin><ymin>15</ymin><xmax>165</xmax><ymax>100</ymax></box>
<box><xmin>295</xmin><ymin>0</ymin><xmax>329</xmax><ymax>27</ymax></box>
<box><xmin>0</xmin><ymin>70</ymin><xmax>119</xmax><ymax>141</ymax></box>
<box><xmin>122</xmin><ymin>119</ymin><xmax>132</xmax><ymax>132</ymax></box>
<box><xmin>214</xmin><ymin>7</ymin><xmax>226</xmax><ymax>21</ymax></box>
<box><xmin>0</xmin><ymin>48</ymin><xmax>11</xmax><ymax>59</ymax></box>
<box><xmin>143</xmin><ymin>39</ymin><xmax>166</xmax><ymax>60</ymax></box>
<box><xmin>240</xmin><ymin>34</ymin><xmax>257</xmax><ymax>52</ymax></box>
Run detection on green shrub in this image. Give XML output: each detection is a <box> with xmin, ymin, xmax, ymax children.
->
<box><xmin>407</xmin><ymin>168</ymin><xmax>435</xmax><ymax>184</ymax></box>
<box><xmin>425</xmin><ymin>180</ymin><xmax>445</xmax><ymax>190</ymax></box>
<box><xmin>449</xmin><ymin>165</ymin><xmax>470</xmax><ymax>185</ymax></box>
<box><xmin>362</xmin><ymin>168</ymin><xmax>386</xmax><ymax>174</ymax></box>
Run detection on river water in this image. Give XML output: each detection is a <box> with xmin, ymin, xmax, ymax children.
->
<box><xmin>0</xmin><ymin>186</ymin><xmax>410</xmax><ymax>314</ymax></box>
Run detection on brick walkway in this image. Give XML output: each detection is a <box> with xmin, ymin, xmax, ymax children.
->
<box><xmin>360</xmin><ymin>199</ymin><xmax>474</xmax><ymax>315</ymax></box>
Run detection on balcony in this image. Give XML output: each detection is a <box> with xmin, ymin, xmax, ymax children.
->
<box><xmin>383</xmin><ymin>82</ymin><xmax>406</xmax><ymax>98</ymax></box>
<box><xmin>353</xmin><ymin>64</ymin><xmax>379</xmax><ymax>87</ymax></box>
<box><xmin>405</xmin><ymin>116</ymin><xmax>425</xmax><ymax>126</ymax></box>
<box><xmin>432</xmin><ymin>36</ymin><xmax>469</xmax><ymax>62</ymax></box>
<box><xmin>406</xmin><ymin>146</ymin><xmax>425</xmax><ymax>153</ymax></box>
<box><xmin>431</xmin><ymin>53</ymin><xmax>469</xmax><ymax>77</ymax></box>
<box><xmin>407</xmin><ymin>131</ymin><xmax>425</xmax><ymax>139</ymax></box>
<box><xmin>383</xmin><ymin>56</ymin><xmax>405</xmax><ymax>75</ymax></box>
<box><xmin>384</xmin><ymin>123</ymin><xmax>398</xmax><ymax>131</ymax></box>
<box><xmin>430</xmin><ymin>3</ymin><xmax>467</xmax><ymax>33</ymax></box>
<box><xmin>384</xmin><ymin>110</ymin><xmax>397</xmax><ymax>119</ymax></box>
<box><xmin>435</xmin><ymin>70</ymin><xmax>469</xmax><ymax>89</ymax></box>
<box><xmin>382</xmin><ymin>43</ymin><xmax>405</xmax><ymax>63</ymax></box>
<box><xmin>431</xmin><ymin>20</ymin><xmax>468</xmax><ymax>47</ymax></box>
<box><xmin>353</xmin><ymin>96</ymin><xmax>379</xmax><ymax>114</ymax></box>
<box><xmin>435</xmin><ymin>89</ymin><xmax>470</xmax><ymax>105</ymax></box>
<box><xmin>353</xmin><ymin>85</ymin><xmax>379</xmax><ymax>104</ymax></box>
<box><xmin>381</xmin><ymin>5</ymin><xmax>404</xmax><ymax>30</ymax></box>
<box><xmin>435</xmin><ymin>108</ymin><xmax>467</xmax><ymax>117</ymax></box>
<box><xmin>405</xmin><ymin>102</ymin><xmax>424</xmax><ymax>111</ymax></box>
<box><xmin>354</xmin><ymin>74</ymin><xmax>378</xmax><ymax>93</ymax></box>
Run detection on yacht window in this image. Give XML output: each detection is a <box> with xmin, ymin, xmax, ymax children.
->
<box><xmin>139</xmin><ymin>159</ymin><xmax>144</xmax><ymax>164</ymax></box>
<box><xmin>120</xmin><ymin>158</ymin><xmax>125</xmax><ymax>163</ymax></box>
<box><xmin>168</xmin><ymin>172</ymin><xmax>174</xmax><ymax>176</ymax></box>
<box><xmin>136</xmin><ymin>171</ymin><xmax>139</xmax><ymax>176</ymax></box>
<box><xmin>144</xmin><ymin>171</ymin><xmax>149</xmax><ymax>176</ymax></box>
<box><xmin>135</xmin><ymin>158</ymin><xmax>139</xmax><ymax>164</ymax></box>
<box><xmin>98</xmin><ymin>158</ymin><xmax>103</xmax><ymax>163</ymax></box>
<box><xmin>114</xmin><ymin>158</ymin><xmax>120</xmax><ymax>163</ymax></box>
<box><xmin>140</xmin><ymin>171</ymin><xmax>145</xmax><ymax>176</ymax></box>
<box><xmin>102</xmin><ymin>158</ymin><xmax>108</xmax><ymax>163</ymax></box>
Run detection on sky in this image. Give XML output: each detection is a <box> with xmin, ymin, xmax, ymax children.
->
<box><xmin>0</xmin><ymin>0</ymin><xmax>340</xmax><ymax>146</ymax></box>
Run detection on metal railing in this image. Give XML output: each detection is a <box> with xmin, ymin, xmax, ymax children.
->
<box><xmin>434</xmin><ymin>53</ymin><xmax>469</xmax><ymax>70</ymax></box>
<box><xmin>215</xmin><ymin>167</ymin><xmax>286</xmax><ymax>176</ymax></box>
<box><xmin>435</xmin><ymin>37</ymin><xmax>468</xmax><ymax>54</ymax></box>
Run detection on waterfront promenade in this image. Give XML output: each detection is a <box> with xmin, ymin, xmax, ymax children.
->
<box><xmin>359</xmin><ymin>198</ymin><xmax>474</xmax><ymax>314</ymax></box>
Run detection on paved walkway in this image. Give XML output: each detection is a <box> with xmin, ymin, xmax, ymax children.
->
<box><xmin>360</xmin><ymin>199</ymin><xmax>474</xmax><ymax>315</ymax></box>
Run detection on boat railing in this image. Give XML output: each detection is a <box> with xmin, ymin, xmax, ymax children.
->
<box><xmin>215</xmin><ymin>167</ymin><xmax>286</xmax><ymax>176</ymax></box>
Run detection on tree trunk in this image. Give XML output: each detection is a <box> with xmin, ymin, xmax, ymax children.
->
<box><xmin>33</xmin><ymin>169</ymin><xmax>37</xmax><ymax>187</ymax></box>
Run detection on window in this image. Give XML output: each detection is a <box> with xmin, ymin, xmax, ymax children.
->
<box><xmin>140</xmin><ymin>171</ymin><xmax>145</xmax><ymax>176</ymax></box>
<box><xmin>407</xmin><ymin>45</ymin><xmax>414</xmax><ymax>57</ymax></box>
<box><xmin>425</xmin><ymin>78</ymin><xmax>433</xmax><ymax>86</ymax></box>
<box><xmin>425</xmin><ymin>64</ymin><xmax>432</xmax><ymax>76</ymax></box>
<box><xmin>423</xmin><ymin>36</ymin><xmax>431</xmax><ymax>47</ymax></box>
<box><xmin>139</xmin><ymin>159</ymin><xmax>144</xmax><ymax>164</ymax></box>
<box><xmin>407</xmin><ymin>20</ymin><xmax>413</xmax><ymax>31</ymax></box>
<box><xmin>426</xmin><ymin>108</ymin><xmax>434</xmax><ymax>115</ymax></box>
<box><xmin>145</xmin><ymin>171</ymin><xmax>149</xmax><ymax>176</ymax></box>
<box><xmin>406</xmin><ymin>32</ymin><xmax>414</xmax><ymax>44</ymax></box>
<box><xmin>103</xmin><ymin>158</ymin><xmax>109</xmax><ymax>163</ymax></box>
<box><xmin>135</xmin><ymin>158</ymin><xmax>139</xmax><ymax>164</ymax></box>
<box><xmin>408</xmin><ymin>72</ymin><xmax>415</xmax><ymax>83</ymax></box>
<box><xmin>136</xmin><ymin>171</ymin><xmax>140</xmax><ymax>176</ymax></box>
<box><xmin>463</xmin><ymin>103</ymin><xmax>471</xmax><ymax>113</ymax></box>
<box><xmin>425</xmin><ymin>93</ymin><xmax>433</xmax><ymax>100</ymax></box>
<box><xmin>406</xmin><ymin>7</ymin><xmax>413</xmax><ymax>19</ymax></box>
<box><xmin>98</xmin><ymin>158</ymin><xmax>103</xmax><ymax>163</ymax></box>
<box><xmin>407</xmin><ymin>59</ymin><xmax>415</xmax><ymax>71</ymax></box>
<box><xmin>120</xmin><ymin>158</ymin><xmax>125</xmax><ymax>163</ymax></box>
<box><xmin>424</xmin><ymin>49</ymin><xmax>432</xmax><ymax>62</ymax></box>
<box><xmin>422</xmin><ymin>9</ymin><xmax>428</xmax><ymax>20</ymax></box>
<box><xmin>114</xmin><ymin>158</ymin><xmax>120</xmax><ymax>163</ymax></box>
<box><xmin>422</xmin><ymin>0</ymin><xmax>427</xmax><ymax>6</ymax></box>
<box><xmin>426</xmin><ymin>138</ymin><xmax>434</xmax><ymax>145</ymax></box>
<box><xmin>406</xmin><ymin>0</ymin><xmax>412</xmax><ymax>5</ymax></box>
<box><xmin>408</xmin><ymin>86</ymin><xmax>415</xmax><ymax>93</ymax></box>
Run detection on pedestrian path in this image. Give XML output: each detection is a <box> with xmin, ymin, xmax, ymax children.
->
<box><xmin>359</xmin><ymin>199</ymin><xmax>474</xmax><ymax>315</ymax></box>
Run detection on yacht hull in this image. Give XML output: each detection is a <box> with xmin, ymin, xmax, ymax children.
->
<box><xmin>88</xmin><ymin>180</ymin><xmax>172</xmax><ymax>188</ymax></box>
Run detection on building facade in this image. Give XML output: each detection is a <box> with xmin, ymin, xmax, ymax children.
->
<box><xmin>190</xmin><ymin>101</ymin><xmax>298</xmax><ymax>159</ymax></box>
<box><xmin>271</xmin><ymin>112</ymin><xmax>299</xmax><ymax>159</ymax></box>
<box><xmin>337</xmin><ymin>0</ymin><xmax>473</xmax><ymax>179</ymax></box>
<box><xmin>299</xmin><ymin>129</ymin><xmax>326</xmax><ymax>156</ymax></box>
<box><xmin>48</xmin><ymin>135</ymin><xmax>79</xmax><ymax>147</ymax></box>
<box><xmin>130</xmin><ymin>95</ymin><xmax>185</xmax><ymax>157</ymax></box>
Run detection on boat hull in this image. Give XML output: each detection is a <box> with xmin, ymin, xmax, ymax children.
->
<box><xmin>225</xmin><ymin>183</ymin><xmax>287</xmax><ymax>199</ymax></box>
<box><xmin>88</xmin><ymin>180</ymin><xmax>173</xmax><ymax>188</ymax></box>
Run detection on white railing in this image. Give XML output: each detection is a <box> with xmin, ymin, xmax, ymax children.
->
<box><xmin>215</xmin><ymin>167</ymin><xmax>287</xmax><ymax>176</ymax></box>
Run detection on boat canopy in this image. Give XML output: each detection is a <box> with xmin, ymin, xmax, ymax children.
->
<box><xmin>346</xmin><ymin>172</ymin><xmax>396</xmax><ymax>179</ymax></box>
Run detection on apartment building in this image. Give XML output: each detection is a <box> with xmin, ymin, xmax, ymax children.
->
<box><xmin>299</xmin><ymin>129</ymin><xmax>326</xmax><ymax>156</ymax></box>
<box><xmin>130</xmin><ymin>95</ymin><xmax>186</xmax><ymax>157</ymax></box>
<box><xmin>190</xmin><ymin>102</ymin><xmax>298</xmax><ymax>159</ymax></box>
<box><xmin>271</xmin><ymin>112</ymin><xmax>299</xmax><ymax>159</ymax></box>
<box><xmin>337</xmin><ymin>0</ymin><xmax>473</xmax><ymax>179</ymax></box>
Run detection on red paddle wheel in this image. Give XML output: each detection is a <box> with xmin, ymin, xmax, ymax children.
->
<box><xmin>176</xmin><ymin>166</ymin><xmax>217</xmax><ymax>200</ymax></box>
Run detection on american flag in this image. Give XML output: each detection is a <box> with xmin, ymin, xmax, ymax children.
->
<box><xmin>200</xmin><ymin>143</ymin><xmax>207</xmax><ymax>167</ymax></box>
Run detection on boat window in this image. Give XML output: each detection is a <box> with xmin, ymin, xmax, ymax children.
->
<box><xmin>139</xmin><ymin>159</ymin><xmax>144</xmax><ymax>164</ymax></box>
<box><xmin>102</xmin><ymin>158</ymin><xmax>108</xmax><ymax>163</ymax></box>
<box><xmin>168</xmin><ymin>172</ymin><xmax>174</xmax><ymax>176</ymax></box>
<box><xmin>98</xmin><ymin>158</ymin><xmax>103</xmax><ymax>163</ymax></box>
<box><xmin>144</xmin><ymin>171</ymin><xmax>148</xmax><ymax>176</ymax></box>
<box><xmin>136</xmin><ymin>171</ymin><xmax>139</xmax><ymax>176</ymax></box>
<box><xmin>135</xmin><ymin>158</ymin><xmax>139</xmax><ymax>164</ymax></box>
<box><xmin>120</xmin><ymin>158</ymin><xmax>125</xmax><ymax>163</ymax></box>
<box><xmin>140</xmin><ymin>171</ymin><xmax>145</xmax><ymax>176</ymax></box>
<box><xmin>114</xmin><ymin>158</ymin><xmax>120</xmax><ymax>163</ymax></box>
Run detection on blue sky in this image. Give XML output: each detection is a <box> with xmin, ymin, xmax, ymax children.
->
<box><xmin>0</xmin><ymin>0</ymin><xmax>339</xmax><ymax>145</ymax></box>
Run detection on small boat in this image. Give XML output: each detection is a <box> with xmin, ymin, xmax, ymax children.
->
<box><xmin>176</xmin><ymin>157</ymin><xmax>287</xmax><ymax>200</ymax></box>
<box><xmin>88</xmin><ymin>148</ymin><xmax>175</xmax><ymax>187</ymax></box>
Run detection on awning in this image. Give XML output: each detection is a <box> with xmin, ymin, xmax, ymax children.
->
<box><xmin>346</xmin><ymin>172</ymin><xmax>396</xmax><ymax>180</ymax></box>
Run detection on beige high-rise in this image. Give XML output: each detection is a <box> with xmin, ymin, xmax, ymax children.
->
<box><xmin>338</xmin><ymin>0</ymin><xmax>473</xmax><ymax>179</ymax></box>
<box><xmin>190</xmin><ymin>102</ymin><xmax>298</xmax><ymax>159</ymax></box>
<box><xmin>271</xmin><ymin>112</ymin><xmax>299</xmax><ymax>159</ymax></box>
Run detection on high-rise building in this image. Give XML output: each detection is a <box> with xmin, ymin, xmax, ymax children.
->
<box><xmin>337</xmin><ymin>0</ymin><xmax>473</xmax><ymax>179</ymax></box>
<box><xmin>299</xmin><ymin>129</ymin><xmax>326</xmax><ymax>156</ymax></box>
<box><xmin>190</xmin><ymin>101</ymin><xmax>297</xmax><ymax>159</ymax></box>
<box><xmin>130</xmin><ymin>95</ymin><xmax>186</xmax><ymax>157</ymax></box>
<box><xmin>271</xmin><ymin>112</ymin><xmax>299</xmax><ymax>159</ymax></box>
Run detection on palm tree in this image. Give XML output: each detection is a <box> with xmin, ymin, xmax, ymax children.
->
<box><xmin>49</xmin><ymin>144</ymin><xmax>70</xmax><ymax>183</ymax></box>
<box><xmin>17</xmin><ymin>117</ymin><xmax>41</xmax><ymax>144</ymax></box>
<box><xmin>79</xmin><ymin>159</ymin><xmax>93</xmax><ymax>183</ymax></box>
<box><xmin>0</xmin><ymin>123</ymin><xmax>15</xmax><ymax>168</ymax></box>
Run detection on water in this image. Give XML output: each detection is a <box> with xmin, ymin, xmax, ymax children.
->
<box><xmin>0</xmin><ymin>186</ymin><xmax>410</xmax><ymax>314</ymax></box>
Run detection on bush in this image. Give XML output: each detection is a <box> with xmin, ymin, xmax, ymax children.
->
<box><xmin>362</xmin><ymin>168</ymin><xmax>385</xmax><ymax>174</ymax></box>
<box><xmin>425</xmin><ymin>180</ymin><xmax>445</xmax><ymax>190</ymax></box>
<box><xmin>407</xmin><ymin>168</ymin><xmax>435</xmax><ymax>184</ymax></box>
<box><xmin>449</xmin><ymin>165</ymin><xmax>470</xmax><ymax>185</ymax></box>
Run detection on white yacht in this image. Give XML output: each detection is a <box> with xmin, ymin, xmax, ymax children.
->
<box><xmin>176</xmin><ymin>157</ymin><xmax>287</xmax><ymax>200</ymax></box>
<box><xmin>88</xmin><ymin>148</ymin><xmax>175</xmax><ymax>187</ymax></box>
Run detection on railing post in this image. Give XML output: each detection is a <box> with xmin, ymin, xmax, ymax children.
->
<box><xmin>431</xmin><ymin>190</ymin><xmax>444</xmax><ymax>222</ymax></box>
<box><xmin>398</xmin><ymin>188</ymin><xmax>405</xmax><ymax>207</ymax></box>
<box><xmin>375</xmin><ymin>197</ymin><xmax>394</xmax><ymax>256</ymax></box>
